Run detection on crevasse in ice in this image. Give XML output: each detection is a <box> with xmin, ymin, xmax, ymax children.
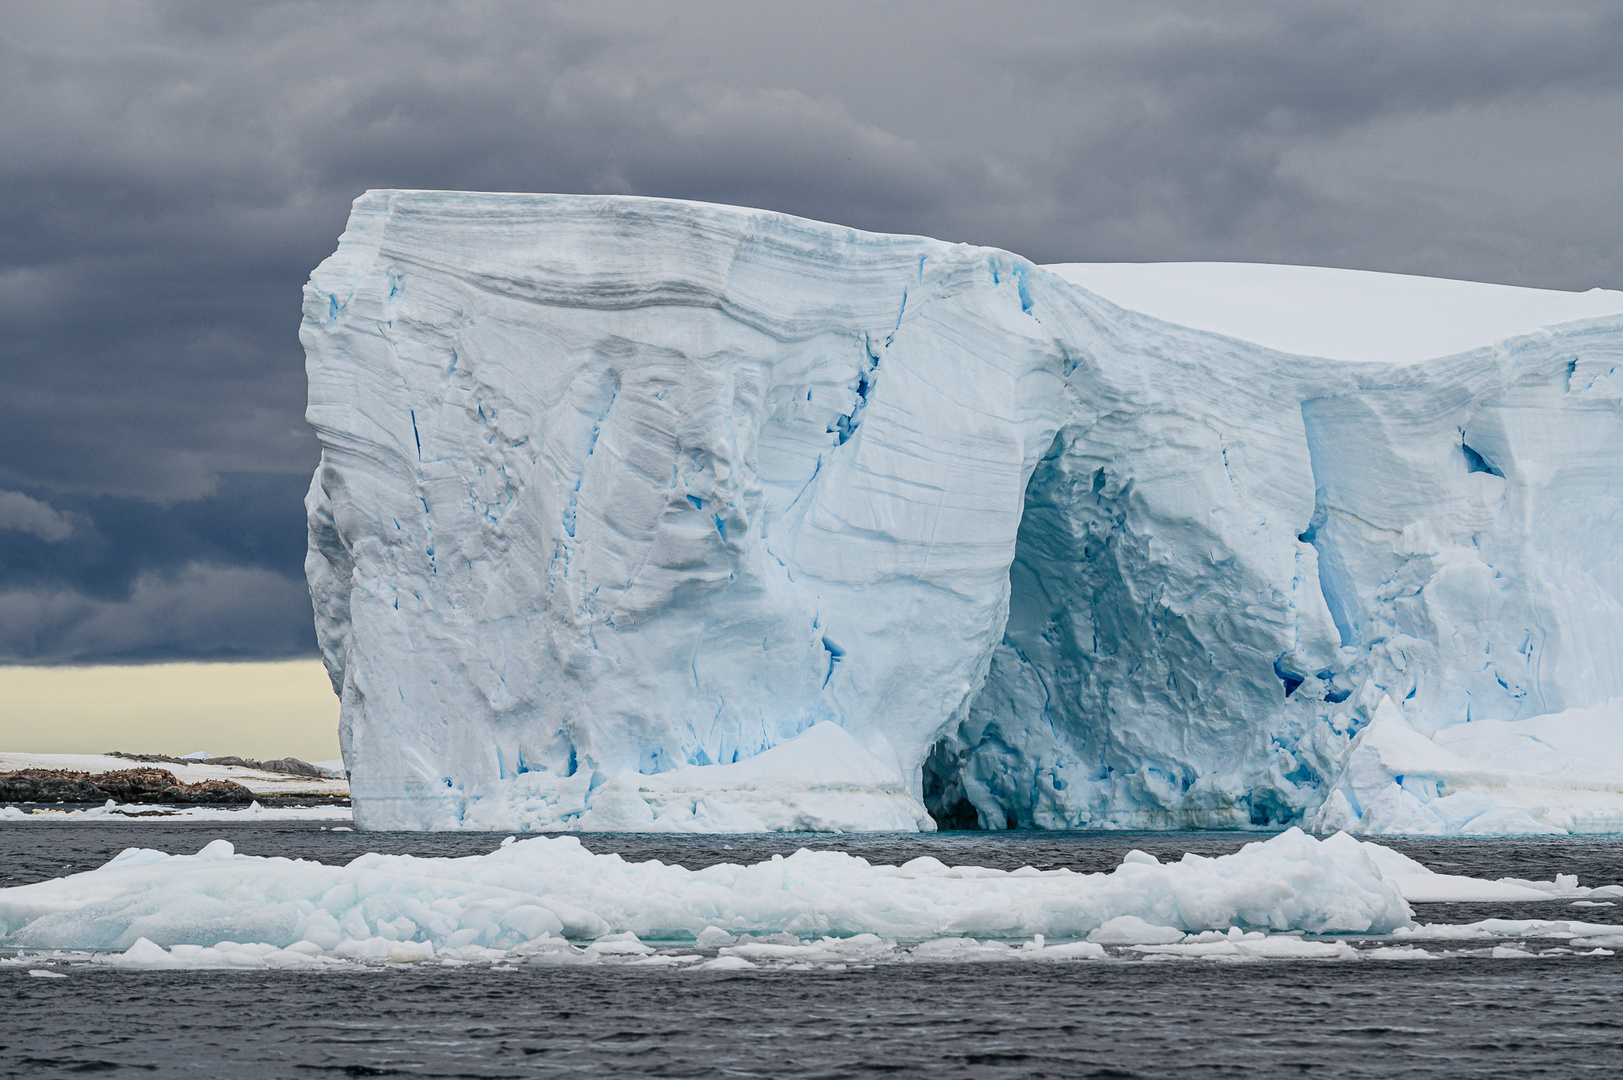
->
<box><xmin>304</xmin><ymin>192</ymin><xmax>1623</xmax><ymax>834</ymax></box>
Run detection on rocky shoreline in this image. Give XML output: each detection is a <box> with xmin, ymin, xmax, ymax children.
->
<box><xmin>0</xmin><ymin>768</ymin><xmax>339</xmax><ymax>804</ymax></box>
<box><xmin>108</xmin><ymin>752</ymin><xmax>341</xmax><ymax>778</ymax></box>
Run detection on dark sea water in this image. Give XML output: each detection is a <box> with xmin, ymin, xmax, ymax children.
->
<box><xmin>3</xmin><ymin>823</ymin><xmax>1622</xmax><ymax>1078</ymax></box>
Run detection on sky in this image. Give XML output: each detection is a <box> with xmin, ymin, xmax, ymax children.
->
<box><xmin>2</xmin><ymin>659</ymin><xmax>339</xmax><ymax>761</ymax></box>
<box><xmin>2</xmin><ymin>0</ymin><xmax>1622</xmax><ymax>679</ymax></box>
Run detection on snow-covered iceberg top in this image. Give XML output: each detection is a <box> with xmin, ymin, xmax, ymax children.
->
<box><xmin>304</xmin><ymin>191</ymin><xmax>1623</xmax><ymax>834</ymax></box>
<box><xmin>1047</xmin><ymin>261</ymin><xmax>1623</xmax><ymax>364</ymax></box>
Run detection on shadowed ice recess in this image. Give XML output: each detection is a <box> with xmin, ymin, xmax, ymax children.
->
<box><xmin>302</xmin><ymin>192</ymin><xmax>1623</xmax><ymax>835</ymax></box>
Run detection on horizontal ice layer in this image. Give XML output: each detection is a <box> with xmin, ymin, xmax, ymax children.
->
<box><xmin>305</xmin><ymin>191</ymin><xmax>1623</xmax><ymax>833</ymax></box>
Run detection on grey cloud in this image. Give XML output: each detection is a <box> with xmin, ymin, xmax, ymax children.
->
<box><xmin>0</xmin><ymin>490</ymin><xmax>74</xmax><ymax>542</ymax></box>
<box><xmin>0</xmin><ymin>563</ymin><xmax>315</xmax><ymax>665</ymax></box>
<box><xmin>2</xmin><ymin>0</ymin><xmax>1620</xmax><ymax>662</ymax></box>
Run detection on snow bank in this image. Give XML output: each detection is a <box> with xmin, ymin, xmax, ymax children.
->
<box><xmin>304</xmin><ymin>191</ymin><xmax>1623</xmax><ymax>833</ymax></box>
<box><xmin>1312</xmin><ymin>697</ymin><xmax>1623</xmax><ymax>835</ymax></box>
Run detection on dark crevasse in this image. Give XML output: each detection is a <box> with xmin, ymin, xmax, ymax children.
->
<box><xmin>926</xmin><ymin>431</ymin><xmax>1225</xmax><ymax>829</ymax></box>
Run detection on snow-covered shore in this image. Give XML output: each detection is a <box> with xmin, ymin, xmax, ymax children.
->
<box><xmin>0</xmin><ymin>751</ymin><xmax>348</xmax><ymax>801</ymax></box>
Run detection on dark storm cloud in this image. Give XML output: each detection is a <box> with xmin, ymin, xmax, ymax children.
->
<box><xmin>2</xmin><ymin>0</ymin><xmax>1621</xmax><ymax>662</ymax></box>
<box><xmin>0</xmin><ymin>473</ymin><xmax>316</xmax><ymax>662</ymax></box>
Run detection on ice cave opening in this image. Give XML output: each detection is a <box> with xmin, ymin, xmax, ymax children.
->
<box><xmin>923</xmin><ymin>425</ymin><xmax>1293</xmax><ymax>831</ymax></box>
<box><xmin>923</xmin><ymin>427</ymin><xmax>1139</xmax><ymax>831</ymax></box>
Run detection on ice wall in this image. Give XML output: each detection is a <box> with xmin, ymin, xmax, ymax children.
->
<box><xmin>305</xmin><ymin>191</ymin><xmax>1623</xmax><ymax>833</ymax></box>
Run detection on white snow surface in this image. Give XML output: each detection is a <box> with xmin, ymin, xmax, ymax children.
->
<box><xmin>3</xmin><ymin>828</ymin><xmax>1617</xmax><ymax>971</ymax></box>
<box><xmin>1309</xmin><ymin>696</ymin><xmax>1623</xmax><ymax>836</ymax></box>
<box><xmin>1045</xmin><ymin>262</ymin><xmax>1623</xmax><ymax>365</ymax></box>
<box><xmin>304</xmin><ymin>191</ymin><xmax>1623</xmax><ymax>834</ymax></box>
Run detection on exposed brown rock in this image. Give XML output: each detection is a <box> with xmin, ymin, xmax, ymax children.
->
<box><xmin>108</xmin><ymin>752</ymin><xmax>338</xmax><ymax>777</ymax></box>
<box><xmin>0</xmin><ymin>768</ymin><xmax>255</xmax><ymax>804</ymax></box>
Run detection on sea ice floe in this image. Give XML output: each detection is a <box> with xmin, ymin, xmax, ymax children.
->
<box><xmin>1360</xmin><ymin>945</ymin><xmax>1437</xmax><ymax>960</ymax></box>
<box><xmin>2</xmin><ymin>828</ymin><xmax>1618</xmax><ymax>972</ymax></box>
<box><xmin>0</xmin><ymin>828</ymin><xmax>1412</xmax><ymax>955</ymax></box>
<box><xmin>1087</xmin><ymin>915</ymin><xmax>1188</xmax><ymax>945</ymax></box>
<box><xmin>5</xmin><ymin>924</ymin><xmax>1611</xmax><ymax>973</ymax></box>
<box><xmin>1129</xmin><ymin>931</ymin><xmax>1359</xmax><ymax>962</ymax></box>
<box><xmin>1392</xmin><ymin>917</ymin><xmax>1623</xmax><ymax>949</ymax></box>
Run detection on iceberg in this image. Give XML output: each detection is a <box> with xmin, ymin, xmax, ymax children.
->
<box><xmin>304</xmin><ymin>191</ymin><xmax>1623</xmax><ymax>833</ymax></box>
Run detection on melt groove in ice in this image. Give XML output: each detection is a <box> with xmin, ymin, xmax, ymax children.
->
<box><xmin>304</xmin><ymin>191</ymin><xmax>1623</xmax><ymax>834</ymax></box>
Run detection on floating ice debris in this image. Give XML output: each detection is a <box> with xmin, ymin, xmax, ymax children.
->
<box><xmin>1393</xmin><ymin>917</ymin><xmax>1623</xmax><ymax>947</ymax></box>
<box><xmin>0</xmin><ymin>829</ymin><xmax>1416</xmax><ymax>957</ymax></box>
<box><xmin>3</xmin><ymin>832</ymin><xmax>1618</xmax><ymax>970</ymax></box>
<box><xmin>4</xmin><ymin>827</ymin><xmax>1618</xmax><ymax>975</ymax></box>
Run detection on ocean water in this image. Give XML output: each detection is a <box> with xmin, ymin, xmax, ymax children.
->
<box><xmin>3</xmin><ymin>823</ymin><xmax>1622</xmax><ymax>1078</ymax></box>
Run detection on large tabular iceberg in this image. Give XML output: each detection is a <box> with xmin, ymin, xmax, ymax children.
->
<box><xmin>304</xmin><ymin>192</ymin><xmax>1623</xmax><ymax>834</ymax></box>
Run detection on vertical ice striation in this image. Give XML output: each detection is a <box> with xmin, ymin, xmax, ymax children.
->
<box><xmin>305</xmin><ymin>192</ymin><xmax>1623</xmax><ymax>833</ymax></box>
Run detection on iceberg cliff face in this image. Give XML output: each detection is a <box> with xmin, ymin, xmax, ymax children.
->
<box><xmin>305</xmin><ymin>191</ymin><xmax>1623</xmax><ymax>833</ymax></box>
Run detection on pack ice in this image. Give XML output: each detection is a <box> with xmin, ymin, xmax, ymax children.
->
<box><xmin>5</xmin><ymin>831</ymin><xmax>1618</xmax><ymax>969</ymax></box>
<box><xmin>304</xmin><ymin>192</ymin><xmax>1623</xmax><ymax>835</ymax></box>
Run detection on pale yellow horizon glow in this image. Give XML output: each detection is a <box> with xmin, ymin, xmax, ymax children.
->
<box><xmin>0</xmin><ymin>659</ymin><xmax>341</xmax><ymax>763</ymax></box>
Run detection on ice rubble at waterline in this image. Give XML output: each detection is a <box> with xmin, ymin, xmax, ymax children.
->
<box><xmin>4</xmin><ymin>829</ymin><xmax>1620</xmax><ymax>971</ymax></box>
<box><xmin>303</xmin><ymin>191</ymin><xmax>1623</xmax><ymax>835</ymax></box>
